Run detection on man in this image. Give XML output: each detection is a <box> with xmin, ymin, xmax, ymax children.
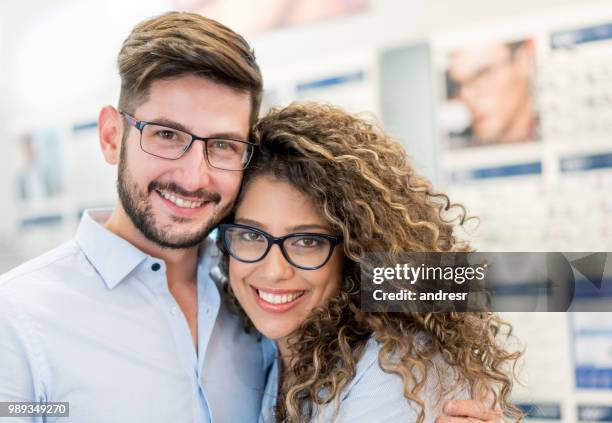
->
<box><xmin>0</xmin><ymin>11</ymin><xmax>503</xmax><ymax>423</ymax></box>
<box><xmin>447</xmin><ymin>39</ymin><xmax>537</xmax><ymax>146</ymax></box>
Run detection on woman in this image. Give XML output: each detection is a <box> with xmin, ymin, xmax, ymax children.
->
<box><xmin>216</xmin><ymin>103</ymin><xmax>522</xmax><ymax>422</ymax></box>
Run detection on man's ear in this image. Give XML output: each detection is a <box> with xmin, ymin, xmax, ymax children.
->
<box><xmin>99</xmin><ymin>105</ymin><xmax>123</xmax><ymax>165</ymax></box>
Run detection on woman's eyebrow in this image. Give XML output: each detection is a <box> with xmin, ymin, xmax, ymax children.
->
<box><xmin>233</xmin><ymin>218</ymin><xmax>331</xmax><ymax>233</ymax></box>
<box><xmin>287</xmin><ymin>224</ymin><xmax>332</xmax><ymax>232</ymax></box>
<box><xmin>234</xmin><ymin>217</ymin><xmax>266</xmax><ymax>229</ymax></box>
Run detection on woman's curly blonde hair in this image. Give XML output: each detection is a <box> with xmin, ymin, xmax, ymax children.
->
<box><xmin>218</xmin><ymin>102</ymin><xmax>523</xmax><ymax>422</ymax></box>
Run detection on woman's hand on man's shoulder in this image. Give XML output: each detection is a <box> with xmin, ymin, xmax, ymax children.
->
<box><xmin>436</xmin><ymin>400</ymin><xmax>505</xmax><ymax>423</ymax></box>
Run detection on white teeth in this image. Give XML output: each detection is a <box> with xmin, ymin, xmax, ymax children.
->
<box><xmin>158</xmin><ymin>190</ymin><xmax>204</xmax><ymax>209</ymax></box>
<box><xmin>257</xmin><ymin>290</ymin><xmax>304</xmax><ymax>305</ymax></box>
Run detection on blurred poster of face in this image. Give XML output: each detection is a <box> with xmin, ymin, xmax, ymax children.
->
<box><xmin>175</xmin><ymin>0</ymin><xmax>368</xmax><ymax>35</ymax></box>
<box><xmin>445</xmin><ymin>39</ymin><xmax>538</xmax><ymax>148</ymax></box>
<box><xmin>16</xmin><ymin>129</ymin><xmax>63</xmax><ymax>203</ymax></box>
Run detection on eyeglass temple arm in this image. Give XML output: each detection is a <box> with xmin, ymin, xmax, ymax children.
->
<box><xmin>120</xmin><ymin>111</ymin><xmax>145</xmax><ymax>131</ymax></box>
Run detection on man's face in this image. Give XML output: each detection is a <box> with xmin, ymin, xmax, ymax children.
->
<box><xmin>118</xmin><ymin>75</ymin><xmax>251</xmax><ymax>249</ymax></box>
<box><xmin>448</xmin><ymin>43</ymin><xmax>531</xmax><ymax>143</ymax></box>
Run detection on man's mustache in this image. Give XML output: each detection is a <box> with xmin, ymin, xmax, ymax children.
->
<box><xmin>149</xmin><ymin>181</ymin><xmax>221</xmax><ymax>204</ymax></box>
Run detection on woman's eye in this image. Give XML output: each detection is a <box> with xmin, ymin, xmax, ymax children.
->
<box><xmin>239</xmin><ymin>231</ymin><xmax>264</xmax><ymax>242</ymax></box>
<box><xmin>294</xmin><ymin>237</ymin><xmax>322</xmax><ymax>248</ymax></box>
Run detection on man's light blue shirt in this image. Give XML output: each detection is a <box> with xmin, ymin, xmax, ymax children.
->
<box><xmin>0</xmin><ymin>209</ymin><xmax>271</xmax><ymax>422</ymax></box>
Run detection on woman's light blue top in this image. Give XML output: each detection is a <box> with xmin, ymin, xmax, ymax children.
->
<box><xmin>259</xmin><ymin>336</ymin><xmax>468</xmax><ymax>423</ymax></box>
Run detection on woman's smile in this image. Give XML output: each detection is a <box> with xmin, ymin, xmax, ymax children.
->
<box><xmin>251</xmin><ymin>284</ymin><xmax>308</xmax><ymax>312</ymax></box>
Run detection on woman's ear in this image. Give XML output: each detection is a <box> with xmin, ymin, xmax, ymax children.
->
<box><xmin>98</xmin><ymin>105</ymin><xmax>123</xmax><ymax>165</ymax></box>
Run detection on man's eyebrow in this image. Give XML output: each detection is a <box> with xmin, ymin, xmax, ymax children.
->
<box><xmin>149</xmin><ymin>117</ymin><xmax>192</xmax><ymax>133</ymax></box>
<box><xmin>149</xmin><ymin>117</ymin><xmax>247</xmax><ymax>141</ymax></box>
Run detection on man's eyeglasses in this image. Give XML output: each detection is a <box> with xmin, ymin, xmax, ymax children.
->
<box><xmin>120</xmin><ymin>111</ymin><xmax>256</xmax><ymax>171</ymax></box>
<box><xmin>219</xmin><ymin>223</ymin><xmax>343</xmax><ymax>270</ymax></box>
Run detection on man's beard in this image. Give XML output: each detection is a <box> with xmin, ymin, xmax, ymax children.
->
<box><xmin>117</xmin><ymin>145</ymin><xmax>231</xmax><ymax>250</ymax></box>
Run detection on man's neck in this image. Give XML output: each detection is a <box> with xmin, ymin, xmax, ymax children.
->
<box><xmin>104</xmin><ymin>204</ymin><xmax>199</xmax><ymax>286</ymax></box>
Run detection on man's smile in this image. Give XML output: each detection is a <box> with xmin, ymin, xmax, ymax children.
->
<box><xmin>156</xmin><ymin>189</ymin><xmax>207</xmax><ymax>209</ymax></box>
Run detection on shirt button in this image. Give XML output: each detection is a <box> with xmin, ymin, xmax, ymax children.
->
<box><xmin>151</xmin><ymin>263</ymin><xmax>161</xmax><ymax>271</ymax></box>
<box><xmin>171</xmin><ymin>306</ymin><xmax>179</xmax><ymax>316</ymax></box>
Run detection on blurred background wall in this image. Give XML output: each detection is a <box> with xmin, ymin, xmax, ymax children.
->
<box><xmin>2</xmin><ymin>1</ymin><xmax>612</xmax><ymax>421</ymax></box>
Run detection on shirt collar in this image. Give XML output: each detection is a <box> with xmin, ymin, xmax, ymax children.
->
<box><xmin>75</xmin><ymin>208</ymin><xmax>148</xmax><ymax>290</ymax></box>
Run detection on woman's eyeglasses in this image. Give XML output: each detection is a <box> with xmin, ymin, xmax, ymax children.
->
<box><xmin>219</xmin><ymin>223</ymin><xmax>343</xmax><ymax>270</ymax></box>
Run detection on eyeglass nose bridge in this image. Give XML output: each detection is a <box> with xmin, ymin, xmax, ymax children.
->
<box><xmin>174</xmin><ymin>135</ymin><xmax>213</xmax><ymax>161</ymax></box>
<box><xmin>259</xmin><ymin>234</ymin><xmax>294</xmax><ymax>264</ymax></box>
<box><xmin>259</xmin><ymin>238</ymin><xmax>296</xmax><ymax>270</ymax></box>
<box><xmin>243</xmin><ymin>232</ymin><xmax>310</xmax><ymax>269</ymax></box>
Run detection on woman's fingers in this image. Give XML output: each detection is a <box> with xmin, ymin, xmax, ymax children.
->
<box><xmin>436</xmin><ymin>417</ymin><xmax>486</xmax><ymax>423</ymax></box>
<box><xmin>442</xmin><ymin>399</ymin><xmax>504</xmax><ymax>422</ymax></box>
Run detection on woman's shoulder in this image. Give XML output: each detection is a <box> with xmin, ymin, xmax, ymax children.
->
<box><xmin>321</xmin><ymin>333</ymin><xmax>469</xmax><ymax>423</ymax></box>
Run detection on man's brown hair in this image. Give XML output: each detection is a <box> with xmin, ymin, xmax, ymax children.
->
<box><xmin>117</xmin><ymin>11</ymin><xmax>262</xmax><ymax>126</ymax></box>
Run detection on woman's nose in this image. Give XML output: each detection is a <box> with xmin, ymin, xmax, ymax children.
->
<box><xmin>260</xmin><ymin>244</ymin><xmax>294</xmax><ymax>282</ymax></box>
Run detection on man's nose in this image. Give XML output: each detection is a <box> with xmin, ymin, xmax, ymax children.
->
<box><xmin>176</xmin><ymin>139</ymin><xmax>212</xmax><ymax>189</ymax></box>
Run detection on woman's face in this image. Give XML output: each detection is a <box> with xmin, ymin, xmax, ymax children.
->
<box><xmin>228</xmin><ymin>176</ymin><xmax>343</xmax><ymax>343</ymax></box>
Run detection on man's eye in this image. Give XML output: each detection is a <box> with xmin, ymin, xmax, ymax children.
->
<box><xmin>156</xmin><ymin>130</ymin><xmax>178</xmax><ymax>140</ymax></box>
<box><xmin>210</xmin><ymin>140</ymin><xmax>237</xmax><ymax>152</ymax></box>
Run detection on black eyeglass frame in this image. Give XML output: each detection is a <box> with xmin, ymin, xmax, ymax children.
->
<box><xmin>218</xmin><ymin>223</ymin><xmax>344</xmax><ymax>270</ymax></box>
<box><xmin>119</xmin><ymin>110</ymin><xmax>256</xmax><ymax>171</ymax></box>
